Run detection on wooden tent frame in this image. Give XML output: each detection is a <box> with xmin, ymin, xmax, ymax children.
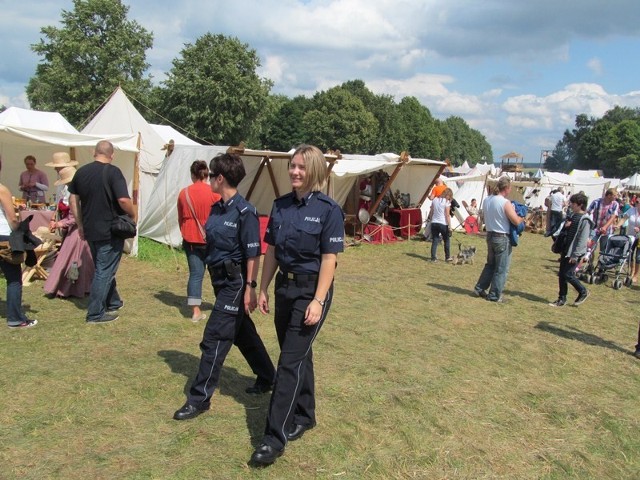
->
<box><xmin>226</xmin><ymin>144</ymin><xmax>339</xmax><ymax>204</ymax></box>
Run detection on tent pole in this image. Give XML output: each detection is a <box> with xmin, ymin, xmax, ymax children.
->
<box><xmin>246</xmin><ymin>157</ymin><xmax>268</xmax><ymax>202</ymax></box>
<box><xmin>265</xmin><ymin>157</ymin><xmax>280</xmax><ymax>199</ymax></box>
<box><xmin>132</xmin><ymin>133</ymin><xmax>141</xmax><ymax>219</ymax></box>
<box><xmin>417</xmin><ymin>163</ymin><xmax>447</xmax><ymax>208</ymax></box>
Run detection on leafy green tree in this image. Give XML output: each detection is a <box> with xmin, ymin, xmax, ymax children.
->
<box><xmin>396</xmin><ymin>96</ymin><xmax>443</xmax><ymax>159</ymax></box>
<box><xmin>302</xmin><ymin>87</ymin><xmax>378</xmax><ymax>153</ymax></box>
<box><xmin>157</xmin><ymin>33</ymin><xmax>272</xmax><ymax>145</ymax></box>
<box><xmin>27</xmin><ymin>0</ymin><xmax>153</xmax><ymax>127</ymax></box>
<box><xmin>602</xmin><ymin>120</ymin><xmax>640</xmax><ymax>177</ymax></box>
<box><xmin>262</xmin><ymin>95</ymin><xmax>311</xmax><ymax>151</ymax></box>
<box><xmin>546</xmin><ymin>141</ymin><xmax>573</xmax><ymax>173</ymax></box>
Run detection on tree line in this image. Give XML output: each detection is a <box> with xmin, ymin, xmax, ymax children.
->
<box><xmin>545</xmin><ymin>106</ymin><xmax>640</xmax><ymax>178</ymax></box>
<box><xmin>26</xmin><ymin>0</ymin><xmax>495</xmax><ymax>165</ymax></box>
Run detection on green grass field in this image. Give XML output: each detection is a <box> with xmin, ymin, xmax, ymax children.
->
<box><xmin>1</xmin><ymin>234</ymin><xmax>639</xmax><ymax>479</ymax></box>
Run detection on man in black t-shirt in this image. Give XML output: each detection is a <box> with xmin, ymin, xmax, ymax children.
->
<box><xmin>69</xmin><ymin>140</ymin><xmax>135</xmax><ymax>323</ymax></box>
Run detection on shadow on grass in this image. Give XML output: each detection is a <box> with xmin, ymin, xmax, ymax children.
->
<box><xmin>405</xmin><ymin>252</ymin><xmax>431</xmax><ymax>262</ymax></box>
<box><xmin>155</xmin><ymin>290</ymin><xmax>214</xmax><ymax>318</ymax></box>
<box><xmin>427</xmin><ymin>282</ymin><xmax>549</xmax><ymax>303</ymax></box>
<box><xmin>158</xmin><ymin>349</ymin><xmax>268</xmax><ymax>446</ymax></box>
<box><xmin>535</xmin><ymin>321</ymin><xmax>630</xmax><ymax>354</ymax></box>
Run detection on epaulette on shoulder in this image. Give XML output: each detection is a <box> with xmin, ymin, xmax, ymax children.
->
<box><xmin>316</xmin><ymin>192</ymin><xmax>336</xmax><ymax>205</ymax></box>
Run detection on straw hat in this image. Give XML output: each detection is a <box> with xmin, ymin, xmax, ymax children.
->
<box><xmin>45</xmin><ymin>152</ymin><xmax>78</xmax><ymax>168</ymax></box>
<box><xmin>54</xmin><ymin>166</ymin><xmax>76</xmax><ymax>186</ymax></box>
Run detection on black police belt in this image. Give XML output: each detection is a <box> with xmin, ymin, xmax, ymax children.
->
<box><xmin>279</xmin><ymin>271</ymin><xmax>319</xmax><ymax>283</ymax></box>
<box><xmin>211</xmin><ymin>259</ymin><xmax>243</xmax><ymax>279</ymax></box>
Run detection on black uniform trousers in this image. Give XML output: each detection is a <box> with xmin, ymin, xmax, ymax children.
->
<box><xmin>187</xmin><ymin>271</ymin><xmax>275</xmax><ymax>407</ymax></box>
<box><xmin>262</xmin><ymin>272</ymin><xmax>333</xmax><ymax>451</ymax></box>
<box><xmin>558</xmin><ymin>256</ymin><xmax>587</xmax><ymax>299</ymax></box>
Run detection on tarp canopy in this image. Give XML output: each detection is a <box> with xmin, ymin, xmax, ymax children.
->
<box><xmin>0</xmin><ymin>124</ymin><xmax>139</xmax><ymax>197</ymax></box>
<box><xmin>0</xmin><ymin>106</ymin><xmax>78</xmax><ymax>134</ymax></box>
<box><xmin>141</xmin><ymin>146</ymin><xmax>445</xmax><ymax>246</ymax></box>
<box><xmin>523</xmin><ymin>172</ymin><xmax>612</xmax><ymax>210</ymax></box>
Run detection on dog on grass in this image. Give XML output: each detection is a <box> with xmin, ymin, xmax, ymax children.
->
<box><xmin>453</xmin><ymin>244</ymin><xmax>477</xmax><ymax>265</ymax></box>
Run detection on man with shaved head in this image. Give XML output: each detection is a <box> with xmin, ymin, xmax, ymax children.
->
<box><xmin>69</xmin><ymin>140</ymin><xmax>135</xmax><ymax>323</ymax></box>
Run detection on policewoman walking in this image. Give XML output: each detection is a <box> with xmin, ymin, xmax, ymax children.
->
<box><xmin>250</xmin><ymin>144</ymin><xmax>345</xmax><ymax>466</ymax></box>
<box><xmin>173</xmin><ymin>153</ymin><xmax>275</xmax><ymax>421</ymax></box>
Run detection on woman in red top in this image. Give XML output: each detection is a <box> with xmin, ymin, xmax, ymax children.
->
<box><xmin>177</xmin><ymin>161</ymin><xmax>221</xmax><ymax>322</ymax></box>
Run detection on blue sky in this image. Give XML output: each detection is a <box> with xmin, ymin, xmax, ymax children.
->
<box><xmin>1</xmin><ymin>0</ymin><xmax>640</xmax><ymax>165</ymax></box>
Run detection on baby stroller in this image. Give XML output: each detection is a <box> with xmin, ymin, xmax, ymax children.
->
<box><xmin>592</xmin><ymin>234</ymin><xmax>635</xmax><ymax>289</ymax></box>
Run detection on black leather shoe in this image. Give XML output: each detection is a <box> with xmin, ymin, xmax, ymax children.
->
<box><xmin>250</xmin><ymin>443</ymin><xmax>283</xmax><ymax>466</ymax></box>
<box><xmin>245</xmin><ymin>382</ymin><xmax>273</xmax><ymax>395</ymax></box>
<box><xmin>286</xmin><ymin>422</ymin><xmax>316</xmax><ymax>441</ymax></box>
<box><xmin>173</xmin><ymin>402</ymin><xmax>209</xmax><ymax>421</ymax></box>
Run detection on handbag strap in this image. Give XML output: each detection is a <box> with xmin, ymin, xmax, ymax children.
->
<box><xmin>101</xmin><ymin>165</ymin><xmax>118</xmax><ymax>221</ymax></box>
<box><xmin>184</xmin><ymin>187</ymin><xmax>207</xmax><ymax>242</ymax></box>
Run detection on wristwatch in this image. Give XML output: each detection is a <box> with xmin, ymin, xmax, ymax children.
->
<box><xmin>246</xmin><ymin>280</ymin><xmax>257</xmax><ymax>288</ymax></box>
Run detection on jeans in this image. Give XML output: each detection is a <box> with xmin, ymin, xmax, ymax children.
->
<box><xmin>558</xmin><ymin>257</ymin><xmax>586</xmax><ymax>299</ymax></box>
<box><xmin>430</xmin><ymin>222</ymin><xmax>450</xmax><ymax>260</ymax></box>
<box><xmin>475</xmin><ymin>233</ymin><xmax>512</xmax><ymax>301</ymax></box>
<box><xmin>87</xmin><ymin>237</ymin><xmax>124</xmax><ymax>321</ymax></box>
<box><xmin>0</xmin><ymin>259</ymin><xmax>28</xmax><ymax>326</ymax></box>
<box><xmin>183</xmin><ymin>241</ymin><xmax>207</xmax><ymax>306</ymax></box>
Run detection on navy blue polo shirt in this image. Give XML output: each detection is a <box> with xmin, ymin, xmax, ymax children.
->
<box><xmin>265</xmin><ymin>191</ymin><xmax>345</xmax><ymax>274</ymax></box>
<box><xmin>204</xmin><ymin>192</ymin><xmax>261</xmax><ymax>267</ymax></box>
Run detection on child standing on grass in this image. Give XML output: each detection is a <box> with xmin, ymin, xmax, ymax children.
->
<box><xmin>549</xmin><ymin>192</ymin><xmax>592</xmax><ymax>307</ymax></box>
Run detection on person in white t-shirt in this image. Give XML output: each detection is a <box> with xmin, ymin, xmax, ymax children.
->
<box><xmin>427</xmin><ymin>188</ymin><xmax>453</xmax><ymax>262</ymax></box>
<box><xmin>547</xmin><ymin>187</ymin><xmax>566</xmax><ymax>234</ymax></box>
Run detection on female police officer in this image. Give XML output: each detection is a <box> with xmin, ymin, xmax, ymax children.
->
<box><xmin>250</xmin><ymin>144</ymin><xmax>344</xmax><ymax>466</ymax></box>
<box><xmin>173</xmin><ymin>153</ymin><xmax>275</xmax><ymax>421</ymax></box>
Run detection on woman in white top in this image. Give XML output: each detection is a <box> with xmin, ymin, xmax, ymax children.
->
<box><xmin>618</xmin><ymin>200</ymin><xmax>640</xmax><ymax>283</ymax></box>
<box><xmin>0</xmin><ymin>160</ymin><xmax>37</xmax><ymax>328</ymax></box>
<box><xmin>428</xmin><ymin>188</ymin><xmax>453</xmax><ymax>262</ymax></box>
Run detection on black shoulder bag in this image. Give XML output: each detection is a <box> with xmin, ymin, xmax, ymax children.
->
<box><xmin>102</xmin><ymin>165</ymin><xmax>137</xmax><ymax>239</ymax></box>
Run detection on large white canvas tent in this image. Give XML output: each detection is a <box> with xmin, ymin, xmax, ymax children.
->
<box><xmin>81</xmin><ymin>87</ymin><xmax>200</xmax><ymax>224</ymax></box>
<box><xmin>0</xmin><ymin>108</ymin><xmax>139</xmax><ymax>199</ymax></box>
<box><xmin>523</xmin><ymin>172</ymin><xmax>612</xmax><ymax>210</ymax></box>
<box><xmin>141</xmin><ymin>146</ymin><xmax>445</xmax><ymax>246</ymax></box>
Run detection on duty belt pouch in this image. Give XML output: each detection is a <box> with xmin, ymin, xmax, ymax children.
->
<box><xmin>223</xmin><ymin>259</ymin><xmax>241</xmax><ymax>279</ymax></box>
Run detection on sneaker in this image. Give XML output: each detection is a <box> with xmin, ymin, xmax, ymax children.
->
<box><xmin>8</xmin><ymin>319</ymin><xmax>38</xmax><ymax>329</ymax></box>
<box><xmin>549</xmin><ymin>298</ymin><xmax>566</xmax><ymax>307</ymax></box>
<box><xmin>87</xmin><ymin>313</ymin><xmax>119</xmax><ymax>324</ymax></box>
<box><xmin>633</xmin><ymin>349</ymin><xmax>640</xmax><ymax>359</ymax></box>
<box><xmin>430</xmin><ymin>258</ymin><xmax>437</xmax><ymax>263</ymax></box>
<box><xmin>106</xmin><ymin>301</ymin><xmax>124</xmax><ymax>314</ymax></box>
<box><xmin>574</xmin><ymin>290</ymin><xmax>589</xmax><ymax>306</ymax></box>
<box><xmin>191</xmin><ymin>312</ymin><xmax>207</xmax><ymax>323</ymax></box>
<box><xmin>446</xmin><ymin>257</ymin><xmax>454</xmax><ymax>262</ymax></box>
<box><xmin>474</xmin><ymin>289</ymin><xmax>488</xmax><ymax>299</ymax></box>
<box><xmin>487</xmin><ymin>296</ymin><xmax>507</xmax><ymax>303</ymax></box>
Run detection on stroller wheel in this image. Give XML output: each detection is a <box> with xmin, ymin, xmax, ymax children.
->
<box><xmin>613</xmin><ymin>280</ymin><xmax>622</xmax><ymax>290</ymax></box>
<box><xmin>587</xmin><ymin>274</ymin><xmax>594</xmax><ymax>284</ymax></box>
<box><xmin>624</xmin><ymin>277</ymin><xmax>633</xmax><ymax>287</ymax></box>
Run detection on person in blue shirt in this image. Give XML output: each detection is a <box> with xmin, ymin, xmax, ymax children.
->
<box><xmin>250</xmin><ymin>144</ymin><xmax>345</xmax><ymax>467</ymax></box>
<box><xmin>173</xmin><ymin>153</ymin><xmax>275</xmax><ymax>421</ymax></box>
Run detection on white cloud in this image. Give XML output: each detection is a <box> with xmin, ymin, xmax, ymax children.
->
<box><xmin>587</xmin><ymin>57</ymin><xmax>603</xmax><ymax>75</ymax></box>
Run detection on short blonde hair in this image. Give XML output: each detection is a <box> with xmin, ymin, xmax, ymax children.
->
<box><xmin>291</xmin><ymin>144</ymin><xmax>327</xmax><ymax>192</ymax></box>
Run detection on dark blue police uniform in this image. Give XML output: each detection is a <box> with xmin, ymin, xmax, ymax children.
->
<box><xmin>187</xmin><ymin>193</ymin><xmax>275</xmax><ymax>407</ymax></box>
<box><xmin>262</xmin><ymin>191</ymin><xmax>344</xmax><ymax>450</ymax></box>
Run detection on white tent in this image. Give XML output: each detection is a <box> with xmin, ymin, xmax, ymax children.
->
<box><xmin>523</xmin><ymin>172</ymin><xmax>612</xmax><ymax>210</ymax></box>
<box><xmin>141</xmin><ymin>146</ymin><xmax>445</xmax><ymax>246</ymax></box>
<box><xmin>0</xmin><ymin>120</ymin><xmax>139</xmax><ymax>199</ymax></box>
<box><xmin>81</xmin><ymin>87</ymin><xmax>201</xmax><ymax>225</ymax></box>
<box><xmin>623</xmin><ymin>172</ymin><xmax>640</xmax><ymax>191</ymax></box>
<box><xmin>0</xmin><ymin>106</ymin><xmax>78</xmax><ymax>134</ymax></box>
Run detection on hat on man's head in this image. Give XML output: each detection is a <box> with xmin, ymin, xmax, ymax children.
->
<box><xmin>45</xmin><ymin>152</ymin><xmax>78</xmax><ymax>168</ymax></box>
<box><xmin>54</xmin><ymin>166</ymin><xmax>76</xmax><ymax>186</ymax></box>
